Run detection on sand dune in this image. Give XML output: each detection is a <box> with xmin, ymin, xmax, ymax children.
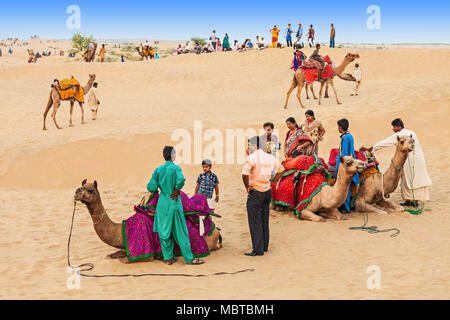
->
<box><xmin>0</xmin><ymin>41</ymin><xmax>449</xmax><ymax>299</ymax></box>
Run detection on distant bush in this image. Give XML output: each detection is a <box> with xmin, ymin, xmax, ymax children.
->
<box><xmin>190</xmin><ymin>37</ymin><xmax>207</xmax><ymax>46</ymax></box>
<box><xmin>71</xmin><ymin>33</ymin><xmax>95</xmax><ymax>52</ymax></box>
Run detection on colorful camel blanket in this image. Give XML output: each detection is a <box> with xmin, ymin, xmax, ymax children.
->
<box><xmin>122</xmin><ymin>191</ymin><xmax>216</xmax><ymax>261</ymax></box>
<box><xmin>83</xmin><ymin>47</ymin><xmax>94</xmax><ymax>60</ymax></box>
<box><xmin>272</xmin><ymin>155</ymin><xmax>332</xmax><ymax>218</ymax></box>
<box><xmin>301</xmin><ymin>64</ymin><xmax>334</xmax><ymax>85</ymax></box>
<box><xmin>54</xmin><ymin>78</ymin><xmax>84</xmax><ymax>103</ymax></box>
<box><xmin>143</xmin><ymin>47</ymin><xmax>154</xmax><ymax>57</ymax></box>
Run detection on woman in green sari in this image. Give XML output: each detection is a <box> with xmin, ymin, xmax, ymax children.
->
<box><xmin>223</xmin><ymin>34</ymin><xmax>231</xmax><ymax>51</ymax></box>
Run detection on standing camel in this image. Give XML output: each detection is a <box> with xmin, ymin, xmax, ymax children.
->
<box><xmin>284</xmin><ymin>53</ymin><xmax>360</xmax><ymax>108</ymax></box>
<box><xmin>136</xmin><ymin>47</ymin><xmax>154</xmax><ymax>60</ymax></box>
<box><xmin>306</xmin><ymin>73</ymin><xmax>356</xmax><ymax>100</ymax></box>
<box><xmin>85</xmin><ymin>43</ymin><xmax>97</xmax><ymax>62</ymax></box>
<box><xmin>74</xmin><ymin>180</ymin><xmax>223</xmax><ymax>264</ymax></box>
<box><xmin>43</xmin><ymin>74</ymin><xmax>96</xmax><ymax>130</ymax></box>
<box><xmin>355</xmin><ymin>136</ymin><xmax>415</xmax><ymax>215</ymax></box>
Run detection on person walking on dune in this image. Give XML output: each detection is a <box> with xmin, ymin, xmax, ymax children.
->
<box><xmin>308</xmin><ymin>25</ymin><xmax>315</xmax><ymax>47</ymax></box>
<box><xmin>87</xmin><ymin>82</ymin><xmax>100</xmax><ymax>120</ymax></box>
<box><xmin>330</xmin><ymin>24</ymin><xmax>336</xmax><ymax>48</ymax></box>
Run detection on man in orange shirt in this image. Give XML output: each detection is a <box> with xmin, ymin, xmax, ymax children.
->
<box><xmin>242</xmin><ymin>136</ymin><xmax>284</xmax><ymax>256</ymax></box>
<box><xmin>99</xmin><ymin>44</ymin><xmax>106</xmax><ymax>62</ymax></box>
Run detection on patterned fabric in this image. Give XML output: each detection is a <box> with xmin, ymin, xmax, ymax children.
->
<box><xmin>123</xmin><ymin>191</ymin><xmax>216</xmax><ymax>261</ymax></box>
<box><xmin>301</xmin><ymin>63</ymin><xmax>334</xmax><ymax>85</ymax></box>
<box><xmin>271</xmin><ymin>155</ymin><xmax>331</xmax><ymax>217</ymax></box>
<box><xmin>143</xmin><ymin>47</ymin><xmax>154</xmax><ymax>57</ymax></box>
<box><xmin>54</xmin><ymin>78</ymin><xmax>84</xmax><ymax>103</ymax></box>
<box><xmin>83</xmin><ymin>47</ymin><xmax>94</xmax><ymax>60</ymax></box>
<box><xmin>123</xmin><ymin>212</ymin><xmax>214</xmax><ymax>261</ymax></box>
<box><xmin>196</xmin><ymin>172</ymin><xmax>219</xmax><ymax>199</ymax></box>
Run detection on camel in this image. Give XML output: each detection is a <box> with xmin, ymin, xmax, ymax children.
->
<box><xmin>43</xmin><ymin>74</ymin><xmax>96</xmax><ymax>130</ymax></box>
<box><xmin>355</xmin><ymin>136</ymin><xmax>415</xmax><ymax>215</ymax></box>
<box><xmin>136</xmin><ymin>47</ymin><xmax>154</xmax><ymax>60</ymax></box>
<box><xmin>305</xmin><ymin>73</ymin><xmax>356</xmax><ymax>100</ymax></box>
<box><xmin>85</xmin><ymin>43</ymin><xmax>97</xmax><ymax>62</ymax></box>
<box><xmin>284</xmin><ymin>53</ymin><xmax>360</xmax><ymax>108</ymax></box>
<box><xmin>74</xmin><ymin>180</ymin><xmax>223</xmax><ymax>264</ymax></box>
<box><xmin>300</xmin><ymin>156</ymin><xmax>365</xmax><ymax>222</ymax></box>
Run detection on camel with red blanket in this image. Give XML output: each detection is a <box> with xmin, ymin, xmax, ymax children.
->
<box><xmin>284</xmin><ymin>53</ymin><xmax>359</xmax><ymax>108</ymax></box>
<box><xmin>272</xmin><ymin>155</ymin><xmax>365</xmax><ymax>222</ymax></box>
<box><xmin>74</xmin><ymin>180</ymin><xmax>222</xmax><ymax>264</ymax></box>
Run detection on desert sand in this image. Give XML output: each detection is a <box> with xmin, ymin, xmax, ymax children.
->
<box><xmin>0</xmin><ymin>40</ymin><xmax>449</xmax><ymax>299</ymax></box>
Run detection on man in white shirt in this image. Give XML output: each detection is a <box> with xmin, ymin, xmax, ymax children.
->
<box><xmin>365</xmin><ymin>118</ymin><xmax>432</xmax><ymax>207</ymax></box>
<box><xmin>352</xmin><ymin>63</ymin><xmax>362</xmax><ymax>96</ymax></box>
<box><xmin>87</xmin><ymin>82</ymin><xmax>100</xmax><ymax>120</ymax></box>
<box><xmin>210</xmin><ymin>30</ymin><xmax>217</xmax><ymax>51</ymax></box>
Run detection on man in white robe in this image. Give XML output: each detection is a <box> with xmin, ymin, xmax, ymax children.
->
<box><xmin>369</xmin><ymin>118</ymin><xmax>432</xmax><ymax>207</ymax></box>
<box><xmin>86</xmin><ymin>82</ymin><xmax>100</xmax><ymax>120</ymax></box>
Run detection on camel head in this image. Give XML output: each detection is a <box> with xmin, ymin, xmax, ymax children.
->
<box><xmin>344</xmin><ymin>53</ymin><xmax>360</xmax><ymax>62</ymax></box>
<box><xmin>74</xmin><ymin>179</ymin><xmax>100</xmax><ymax>206</ymax></box>
<box><xmin>339</xmin><ymin>155</ymin><xmax>365</xmax><ymax>176</ymax></box>
<box><xmin>396</xmin><ymin>135</ymin><xmax>415</xmax><ymax>153</ymax></box>
<box><xmin>88</xmin><ymin>74</ymin><xmax>96</xmax><ymax>82</ymax></box>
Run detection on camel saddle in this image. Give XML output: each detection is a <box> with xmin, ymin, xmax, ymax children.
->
<box><xmin>53</xmin><ymin>77</ymin><xmax>85</xmax><ymax>103</ymax></box>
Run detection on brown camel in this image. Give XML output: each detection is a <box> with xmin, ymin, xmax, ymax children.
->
<box><xmin>85</xmin><ymin>43</ymin><xmax>97</xmax><ymax>62</ymax></box>
<box><xmin>136</xmin><ymin>47</ymin><xmax>154</xmax><ymax>60</ymax></box>
<box><xmin>43</xmin><ymin>74</ymin><xmax>96</xmax><ymax>130</ymax></box>
<box><xmin>306</xmin><ymin>73</ymin><xmax>356</xmax><ymax>100</ymax></box>
<box><xmin>284</xmin><ymin>53</ymin><xmax>360</xmax><ymax>108</ymax></box>
<box><xmin>300</xmin><ymin>156</ymin><xmax>365</xmax><ymax>222</ymax></box>
<box><xmin>74</xmin><ymin>180</ymin><xmax>223</xmax><ymax>264</ymax></box>
<box><xmin>355</xmin><ymin>136</ymin><xmax>415</xmax><ymax>215</ymax></box>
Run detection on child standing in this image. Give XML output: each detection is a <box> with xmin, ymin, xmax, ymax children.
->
<box><xmin>195</xmin><ymin>159</ymin><xmax>220</xmax><ymax>209</ymax></box>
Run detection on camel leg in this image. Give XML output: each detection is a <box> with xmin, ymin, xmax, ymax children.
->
<box><xmin>79</xmin><ymin>102</ymin><xmax>86</xmax><ymax>124</ymax></box>
<box><xmin>355</xmin><ymin>198</ymin><xmax>389</xmax><ymax>215</ymax></box>
<box><xmin>296</xmin><ymin>83</ymin><xmax>306</xmax><ymax>108</ymax></box>
<box><xmin>327</xmin><ymin>208</ymin><xmax>349</xmax><ymax>220</ymax></box>
<box><xmin>378</xmin><ymin>200</ymin><xmax>404</xmax><ymax>213</ymax></box>
<box><xmin>107</xmin><ymin>250</ymin><xmax>127</xmax><ymax>259</ymax></box>
<box><xmin>306</xmin><ymin>84</ymin><xmax>310</xmax><ymax>99</ymax></box>
<box><xmin>69</xmin><ymin>101</ymin><xmax>75</xmax><ymax>127</ymax></box>
<box><xmin>51</xmin><ymin>101</ymin><xmax>62</xmax><ymax>130</ymax></box>
<box><xmin>43</xmin><ymin>98</ymin><xmax>53</xmax><ymax>131</ymax></box>
<box><xmin>310</xmin><ymin>84</ymin><xmax>318</xmax><ymax>100</ymax></box>
<box><xmin>284</xmin><ymin>80</ymin><xmax>297</xmax><ymax>109</ymax></box>
<box><xmin>318</xmin><ymin>82</ymin><xmax>325</xmax><ymax>105</ymax></box>
<box><xmin>300</xmin><ymin>209</ymin><xmax>326</xmax><ymax>222</ymax></box>
<box><xmin>329</xmin><ymin>79</ymin><xmax>342</xmax><ymax>105</ymax></box>
<box><xmin>324</xmin><ymin>83</ymin><xmax>330</xmax><ymax>98</ymax></box>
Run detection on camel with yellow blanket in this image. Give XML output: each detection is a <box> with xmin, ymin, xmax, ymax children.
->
<box><xmin>43</xmin><ymin>74</ymin><xmax>96</xmax><ymax>130</ymax></box>
<box><xmin>136</xmin><ymin>47</ymin><xmax>154</xmax><ymax>60</ymax></box>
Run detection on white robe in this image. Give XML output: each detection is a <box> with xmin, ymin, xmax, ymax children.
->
<box><xmin>372</xmin><ymin>129</ymin><xmax>432</xmax><ymax>190</ymax></box>
<box><xmin>86</xmin><ymin>87</ymin><xmax>99</xmax><ymax>110</ymax></box>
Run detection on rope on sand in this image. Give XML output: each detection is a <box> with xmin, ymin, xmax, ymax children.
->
<box><xmin>68</xmin><ymin>202</ymin><xmax>255</xmax><ymax>278</ymax></box>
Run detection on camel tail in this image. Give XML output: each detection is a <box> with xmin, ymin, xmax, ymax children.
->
<box><xmin>337</xmin><ymin>73</ymin><xmax>356</xmax><ymax>81</ymax></box>
<box><xmin>46</xmin><ymin>91</ymin><xmax>53</xmax><ymax>109</ymax></box>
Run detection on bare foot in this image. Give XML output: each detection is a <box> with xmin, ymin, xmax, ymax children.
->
<box><xmin>69</xmin><ymin>124</ymin><xmax>74</xmax><ymax>127</ymax></box>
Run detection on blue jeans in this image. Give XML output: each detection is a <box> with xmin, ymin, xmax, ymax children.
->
<box><xmin>330</xmin><ymin>38</ymin><xmax>335</xmax><ymax>48</ymax></box>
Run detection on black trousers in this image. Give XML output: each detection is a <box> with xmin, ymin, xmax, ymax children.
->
<box><xmin>246</xmin><ymin>189</ymin><xmax>271</xmax><ymax>255</ymax></box>
<box><xmin>286</xmin><ymin>39</ymin><xmax>293</xmax><ymax>47</ymax></box>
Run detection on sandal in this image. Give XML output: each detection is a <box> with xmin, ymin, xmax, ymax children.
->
<box><xmin>164</xmin><ymin>258</ymin><xmax>177</xmax><ymax>265</ymax></box>
<box><xmin>188</xmin><ymin>258</ymin><xmax>205</xmax><ymax>265</ymax></box>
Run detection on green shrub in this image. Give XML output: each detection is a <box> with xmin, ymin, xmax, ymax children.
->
<box><xmin>71</xmin><ymin>33</ymin><xmax>95</xmax><ymax>52</ymax></box>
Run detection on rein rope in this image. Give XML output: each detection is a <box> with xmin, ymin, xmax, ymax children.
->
<box><xmin>68</xmin><ymin>202</ymin><xmax>255</xmax><ymax>278</ymax></box>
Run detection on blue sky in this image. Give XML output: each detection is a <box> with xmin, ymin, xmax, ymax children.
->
<box><xmin>1</xmin><ymin>0</ymin><xmax>449</xmax><ymax>43</ymax></box>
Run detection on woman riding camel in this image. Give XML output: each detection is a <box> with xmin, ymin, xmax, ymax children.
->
<box><xmin>301</xmin><ymin>110</ymin><xmax>326</xmax><ymax>154</ymax></box>
<box><xmin>284</xmin><ymin>117</ymin><xmax>314</xmax><ymax>159</ymax></box>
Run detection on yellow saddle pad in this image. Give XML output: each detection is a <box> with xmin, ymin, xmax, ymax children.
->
<box><xmin>56</xmin><ymin>78</ymin><xmax>85</xmax><ymax>103</ymax></box>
